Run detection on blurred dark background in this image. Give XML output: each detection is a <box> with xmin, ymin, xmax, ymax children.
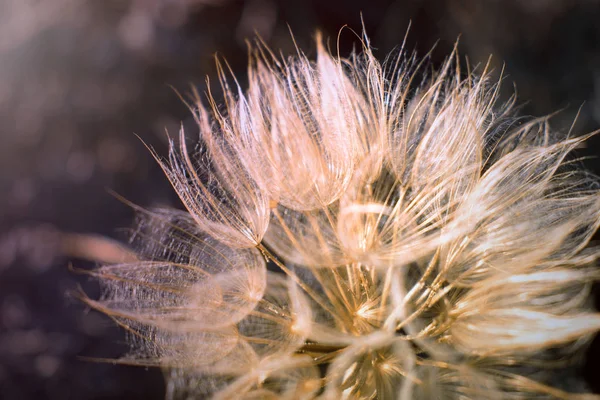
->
<box><xmin>1</xmin><ymin>0</ymin><xmax>599</xmax><ymax>399</ymax></box>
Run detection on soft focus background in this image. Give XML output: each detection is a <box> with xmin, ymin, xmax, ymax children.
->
<box><xmin>1</xmin><ymin>1</ymin><xmax>600</xmax><ymax>399</ymax></box>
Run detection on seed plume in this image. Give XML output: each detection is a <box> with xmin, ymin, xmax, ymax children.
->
<box><xmin>82</xmin><ymin>31</ymin><xmax>600</xmax><ymax>399</ymax></box>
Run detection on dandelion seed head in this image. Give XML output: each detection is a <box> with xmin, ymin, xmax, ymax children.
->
<box><xmin>83</xmin><ymin>29</ymin><xmax>600</xmax><ymax>399</ymax></box>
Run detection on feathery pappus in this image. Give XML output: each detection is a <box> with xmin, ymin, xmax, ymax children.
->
<box><xmin>80</xmin><ymin>31</ymin><xmax>600</xmax><ymax>399</ymax></box>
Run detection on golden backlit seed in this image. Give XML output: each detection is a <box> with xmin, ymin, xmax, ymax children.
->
<box><xmin>84</xmin><ymin>30</ymin><xmax>600</xmax><ymax>400</ymax></box>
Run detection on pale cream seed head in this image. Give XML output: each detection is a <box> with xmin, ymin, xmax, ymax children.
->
<box><xmin>84</xmin><ymin>30</ymin><xmax>600</xmax><ymax>400</ymax></box>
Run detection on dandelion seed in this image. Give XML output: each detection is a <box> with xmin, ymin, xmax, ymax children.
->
<box><xmin>83</xmin><ymin>29</ymin><xmax>600</xmax><ymax>399</ymax></box>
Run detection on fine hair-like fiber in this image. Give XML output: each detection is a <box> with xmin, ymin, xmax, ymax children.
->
<box><xmin>80</xmin><ymin>31</ymin><xmax>600</xmax><ymax>399</ymax></box>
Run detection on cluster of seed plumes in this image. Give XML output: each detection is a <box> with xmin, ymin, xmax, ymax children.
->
<box><xmin>82</xmin><ymin>33</ymin><xmax>600</xmax><ymax>399</ymax></box>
